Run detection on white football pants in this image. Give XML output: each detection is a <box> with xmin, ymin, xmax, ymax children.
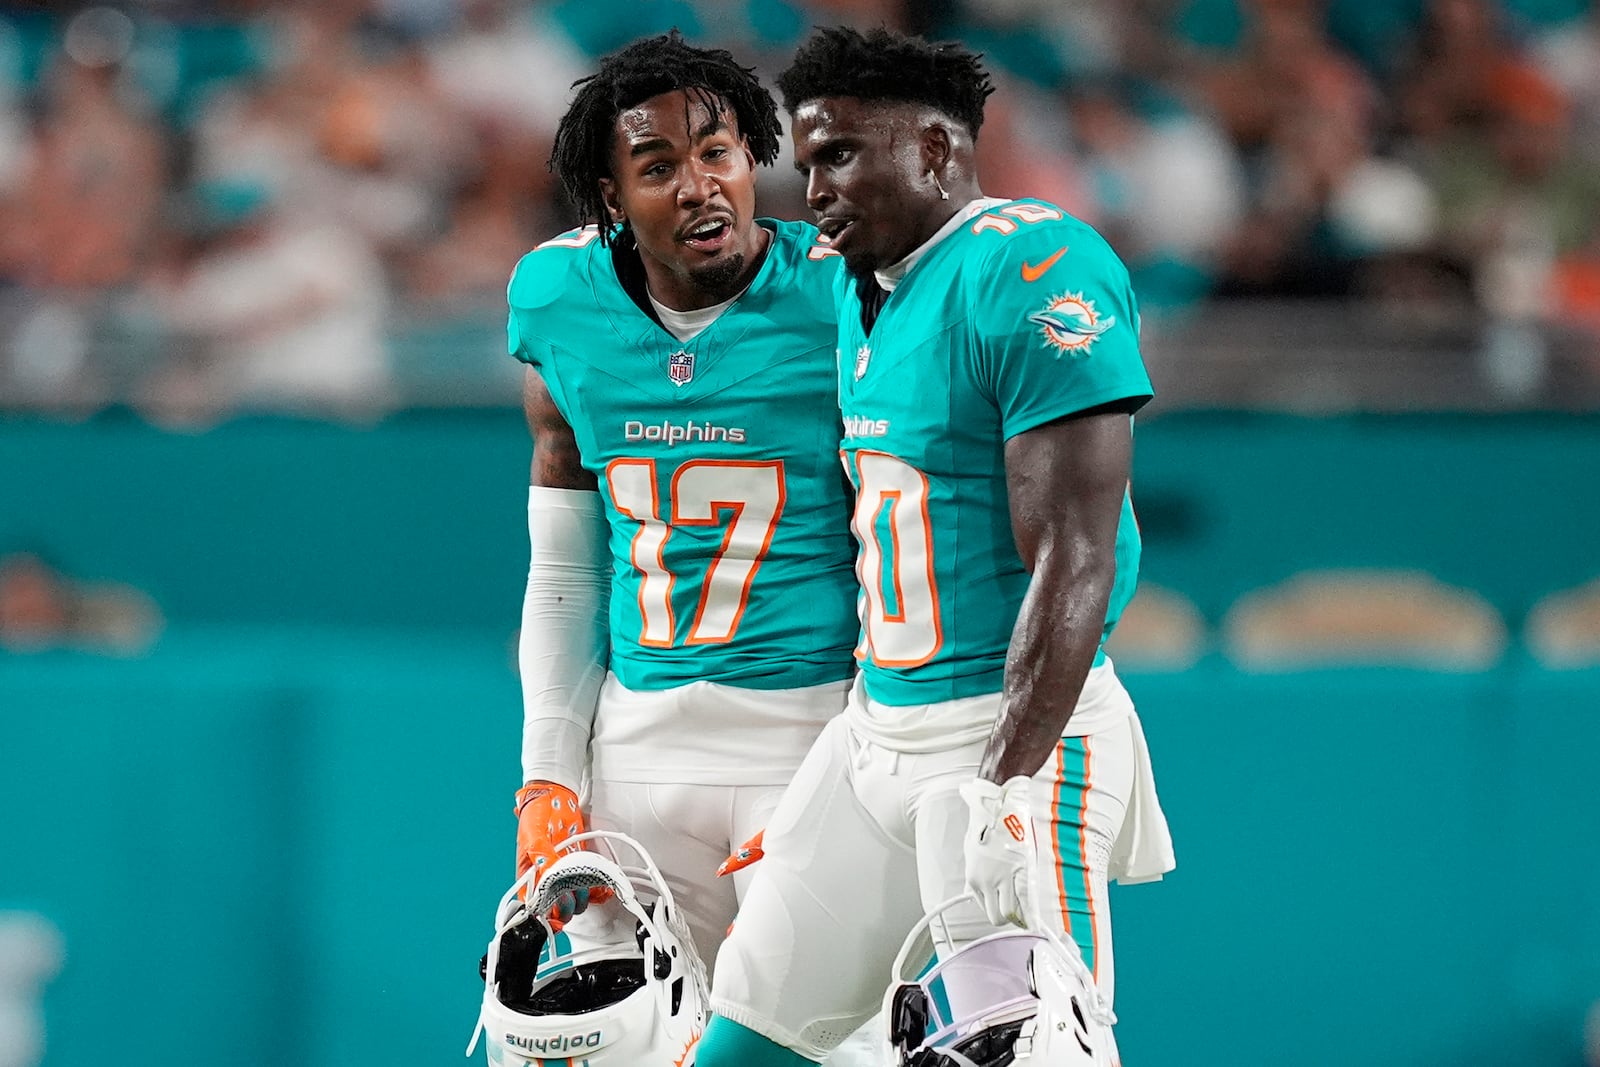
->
<box><xmin>707</xmin><ymin>701</ymin><xmax>1147</xmax><ymax>1061</ymax></box>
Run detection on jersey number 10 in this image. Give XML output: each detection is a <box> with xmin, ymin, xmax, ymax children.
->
<box><xmin>848</xmin><ymin>451</ymin><xmax>943</xmax><ymax>667</ymax></box>
<box><xmin>605</xmin><ymin>459</ymin><xmax>786</xmax><ymax>647</ymax></box>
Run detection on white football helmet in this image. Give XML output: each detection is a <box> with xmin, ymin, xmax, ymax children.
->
<box><xmin>467</xmin><ymin>831</ymin><xmax>708</xmax><ymax>1066</ymax></box>
<box><xmin>884</xmin><ymin>894</ymin><xmax>1116</xmax><ymax>1067</ymax></box>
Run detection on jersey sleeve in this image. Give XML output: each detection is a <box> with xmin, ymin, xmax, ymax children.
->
<box><xmin>506</xmin><ymin>309</ymin><xmax>525</xmax><ymax>360</ymax></box>
<box><xmin>505</xmin><ymin>226</ymin><xmax>606</xmax><ymax>368</ymax></box>
<box><xmin>504</xmin><ymin>244</ymin><xmax>579</xmax><ymax>421</ymax></box>
<box><xmin>505</xmin><ymin>249</ymin><xmax>542</xmax><ymax>366</ymax></box>
<box><xmin>968</xmin><ymin>221</ymin><xmax>1153</xmax><ymax>440</ymax></box>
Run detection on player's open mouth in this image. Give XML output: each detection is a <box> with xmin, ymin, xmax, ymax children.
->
<box><xmin>681</xmin><ymin>216</ymin><xmax>733</xmax><ymax>252</ymax></box>
<box><xmin>818</xmin><ymin>217</ymin><xmax>854</xmax><ymax>247</ymax></box>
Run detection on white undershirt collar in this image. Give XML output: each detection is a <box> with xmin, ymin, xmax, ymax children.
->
<box><xmin>648</xmin><ymin>284</ymin><xmax>746</xmax><ymax>343</ymax></box>
<box><xmin>874</xmin><ymin>196</ymin><xmax>1008</xmax><ymax>292</ymax></box>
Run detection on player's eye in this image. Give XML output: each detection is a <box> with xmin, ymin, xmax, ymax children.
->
<box><xmin>827</xmin><ymin>146</ymin><xmax>853</xmax><ymax>165</ymax></box>
<box><xmin>643</xmin><ymin>162</ymin><xmax>673</xmax><ymax>179</ymax></box>
<box><xmin>703</xmin><ymin>146</ymin><xmax>729</xmax><ymax>161</ymax></box>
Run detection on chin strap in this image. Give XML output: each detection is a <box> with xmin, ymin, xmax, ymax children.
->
<box><xmin>466</xmin><ymin>866</ymin><xmax>544</xmax><ymax>1058</ymax></box>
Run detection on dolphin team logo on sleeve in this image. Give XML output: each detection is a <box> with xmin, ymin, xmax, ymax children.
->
<box><xmin>1029</xmin><ymin>292</ymin><xmax>1115</xmax><ymax>355</ymax></box>
<box><xmin>667</xmin><ymin>349</ymin><xmax>695</xmax><ymax>386</ymax></box>
<box><xmin>854</xmin><ymin>343</ymin><xmax>872</xmax><ymax>380</ymax></box>
<box><xmin>673</xmin><ymin>1026</ymin><xmax>703</xmax><ymax>1066</ymax></box>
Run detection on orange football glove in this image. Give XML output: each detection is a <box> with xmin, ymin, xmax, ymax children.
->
<box><xmin>514</xmin><ymin>781</ymin><xmax>611</xmax><ymax>929</ymax></box>
<box><xmin>716</xmin><ymin>830</ymin><xmax>765</xmax><ymax>878</ymax></box>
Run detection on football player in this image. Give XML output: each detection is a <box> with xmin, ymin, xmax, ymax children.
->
<box><xmin>505</xmin><ymin>31</ymin><xmax>857</xmax><ymax>974</ymax></box>
<box><xmin>695</xmin><ymin>28</ymin><xmax>1176</xmax><ymax>1066</ymax></box>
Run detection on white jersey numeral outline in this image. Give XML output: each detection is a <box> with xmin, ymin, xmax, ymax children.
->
<box><xmin>536</xmin><ymin>226</ymin><xmax>602</xmax><ymax>250</ymax></box>
<box><xmin>605</xmin><ymin>459</ymin><xmax>786</xmax><ymax>647</ymax></box>
<box><xmin>848</xmin><ymin>450</ymin><xmax>942</xmax><ymax>667</ymax></box>
<box><xmin>970</xmin><ymin>202</ymin><xmax>1065</xmax><ymax>236</ymax></box>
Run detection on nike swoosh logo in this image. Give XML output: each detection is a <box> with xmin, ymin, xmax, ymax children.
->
<box><xmin>1021</xmin><ymin>247</ymin><xmax>1068</xmax><ymax>282</ymax></box>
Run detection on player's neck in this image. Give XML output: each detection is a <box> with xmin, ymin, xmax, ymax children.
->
<box><xmin>896</xmin><ymin>182</ymin><xmax>985</xmax><ymax>262</ymax></box>
<box><xmin>875</xmin><ymin>193</ymin><xmax>997</xmax><ymax>292</ymax></box>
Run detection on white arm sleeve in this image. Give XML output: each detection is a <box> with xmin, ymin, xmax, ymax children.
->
<box><xmin>519</xmin><ymin>485</ymin><xmax>610</xmax><ymax>792</ymax></box>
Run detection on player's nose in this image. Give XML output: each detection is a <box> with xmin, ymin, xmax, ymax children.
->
<box><xmin>677</xmin><ymin>159</ymin><xmax>716</xmax><ymax>207</ymax></box>
<box><xmin>804</xmin><ymin>168</ymin><xmax>834</xmax><ymax>212</ymax></box>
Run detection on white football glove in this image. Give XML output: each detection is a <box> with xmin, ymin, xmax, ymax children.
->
<box><xmin>959</xmin><ymin>776</ymin><xmax>1035</xmax><ymax>928</ymax></box>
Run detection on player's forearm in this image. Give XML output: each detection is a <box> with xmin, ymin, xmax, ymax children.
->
<box><xmin>985</xmin><ymin>412</ymin><xmax>1132</xmax><ymax>783</ymax></box>
<box><xmin>518</xmin><ymin>576</ymin><xmax>609</xmax><ymax>790</ymax></box>
<box><xmin>518</xmin><ymin>486</ymin><xmax>611</xmax><ymax>791</ymax></box>
<box><xmin>978</xmin><ymin>544</ymin><xmax>1114</xmax><ymax>783</ymax></box>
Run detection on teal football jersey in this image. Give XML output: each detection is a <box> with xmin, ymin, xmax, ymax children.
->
<box><xmin>837</xmin><ymin>200</ymin><xmax>1152</xmax><ymax>706</ymax></box>
<box><xmin>507</xmin><ymin>219</ymin><xmax>857</xmax><ymax>692</ymax></box>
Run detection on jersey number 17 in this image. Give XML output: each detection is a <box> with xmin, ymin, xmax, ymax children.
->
<box><xmin>605</xmin><ymin>459</ymin><xmax>786</xmax><ymax>647</ymax></box>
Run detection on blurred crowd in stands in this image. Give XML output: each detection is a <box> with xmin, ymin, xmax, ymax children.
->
<box><xmin>0</xmin><ymin>0</ymin><xmax>1597</xmax><ymax>417</ymax></box>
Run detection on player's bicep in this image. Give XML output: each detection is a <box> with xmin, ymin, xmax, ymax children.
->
<box><xmin>1004</xmin><ymin>409</ymin><xmax>1130</xmax><ymax>573</ymax></box>
<box><xmin>523</xmin><ymin>367</ymin><xmax>595</xmax><ymax>490</ymax></box>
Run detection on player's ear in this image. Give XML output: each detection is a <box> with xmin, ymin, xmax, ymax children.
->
<box><xmin>919</xmin><ymin>123</ymin><xmax>954</xmax><ymax>179</ymax></box>
<box><xmin>740</xmin><ymin>136</ymin><xmax>755</xmax><ymax>171</ymax></box>
<box><xmin>598</xmin><ymin>177</ymin><xmax>625</xmax><ymax>223</ymax></box>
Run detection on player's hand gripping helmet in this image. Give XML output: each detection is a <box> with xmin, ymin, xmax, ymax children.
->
<box><xmin>467</xmin><ymin>831</ymin><xmax>708</xmax><ymax>1066</ymax></box>
<box><xmin>884</xmin><ymin>894</ymin><xmax>1117</xmax><ymax>1067</ymax></box>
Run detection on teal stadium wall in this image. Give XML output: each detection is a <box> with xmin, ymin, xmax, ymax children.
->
<box><xmin>2</xmin><ymin>412</ymin><xmax>1598</xmax><ymax>1067</ymax></box>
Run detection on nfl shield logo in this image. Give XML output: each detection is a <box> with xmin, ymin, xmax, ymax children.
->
<box><xmin>667</xmin><ymin>350</ymin><xmax>695</xmax><ymax>387</ymax></box>
<box><xmin>854</xmin><ymin>343</ymin><xmax>872</xmax><ymax>380</ymax></box>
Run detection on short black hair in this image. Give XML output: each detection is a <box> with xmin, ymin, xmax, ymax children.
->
<box><xmin>776</xmin><ymin>26</ymin><xmax>995</xmax><ymax>138</ymax></box>
<box><xmin>549</xmin><ymin>31</ymin><xmax>782</xmax><ymax>246</ymax></box>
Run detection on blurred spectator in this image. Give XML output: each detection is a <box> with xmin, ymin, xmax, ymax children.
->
<box><xmin>0</xmin><ymin>552</ymin><xmax>161</xmax><ymax>655</ymax></box>
<box><xmin>402</xmin><ymin>125</ymin><xmax>550</xmax><ymax>301</ymax></box>
<box><xmin>1063</xmin><ymin>79</ymin><xmax>1245</xmax><ymax>312</ymax></box>
<box><xmin>312</xmin><ymin>16</ymin><xmax>473</xmax><ymax>255</ymax></box>
<box><xmin>1465</xmin><ymin>62</ymin><xmax>1580</xmax><ymax>300</ymax></box>
<box><xmin>1533</xmin><ymin>8</ymin><xmax>1600</xmax><ymax>141</ymax></box>
<box><xmin>188</xmin><ymin>54</ymin><xmax>323</xmax><ymax>211</ymax></box>
<box><xmin>0</xmin><ymin>22</ymin><xmax>35</xmax><ymax>217</ymax></box>
<box><xmin>1394</xmin><ymin>0</ymin><xmax>1509</xmax><ymax>143</ymax></box>
<box><xmin>139</xmin><ymin>178</ymin><xmax>390</xmax><ymax>421</ymax></box>
<box><xmin>425</xmin><ymin>0</ymin><xmax>587</xmax><ymax>141</ymax></box>
<box><xmin>0</xmin><ymin>9</ymin><xmax>167</xmax><ymax>409</ymax></box>
<box><xmin>1188</xmin><ymin>0</ymin><xmax>1409</xmax><ymax>297</ymax></box>
<box><xmin>0</xmin><ymin>12</ymin><xmax>165</xmax><ymax>292</ymax></box>
<box><xmin>975</xmin><ymin>77</ymin><xmax>1087</xmax><ymax>216</ymax></box>
<box><xmin>1413</xmin><ymin>56</ymin><xmax>1600</xmax><ymax>389</ymax></box>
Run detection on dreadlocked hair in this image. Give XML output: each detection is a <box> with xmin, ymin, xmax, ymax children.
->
<box><xmin>777</xmin><ymin>26</ymin><xmax>994</xmax><ymax>138</ymax></box>
<box><xmin>549</xmin><ymin>30</ymin><xmax>782</xmax><ymax>246</ymax></box>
